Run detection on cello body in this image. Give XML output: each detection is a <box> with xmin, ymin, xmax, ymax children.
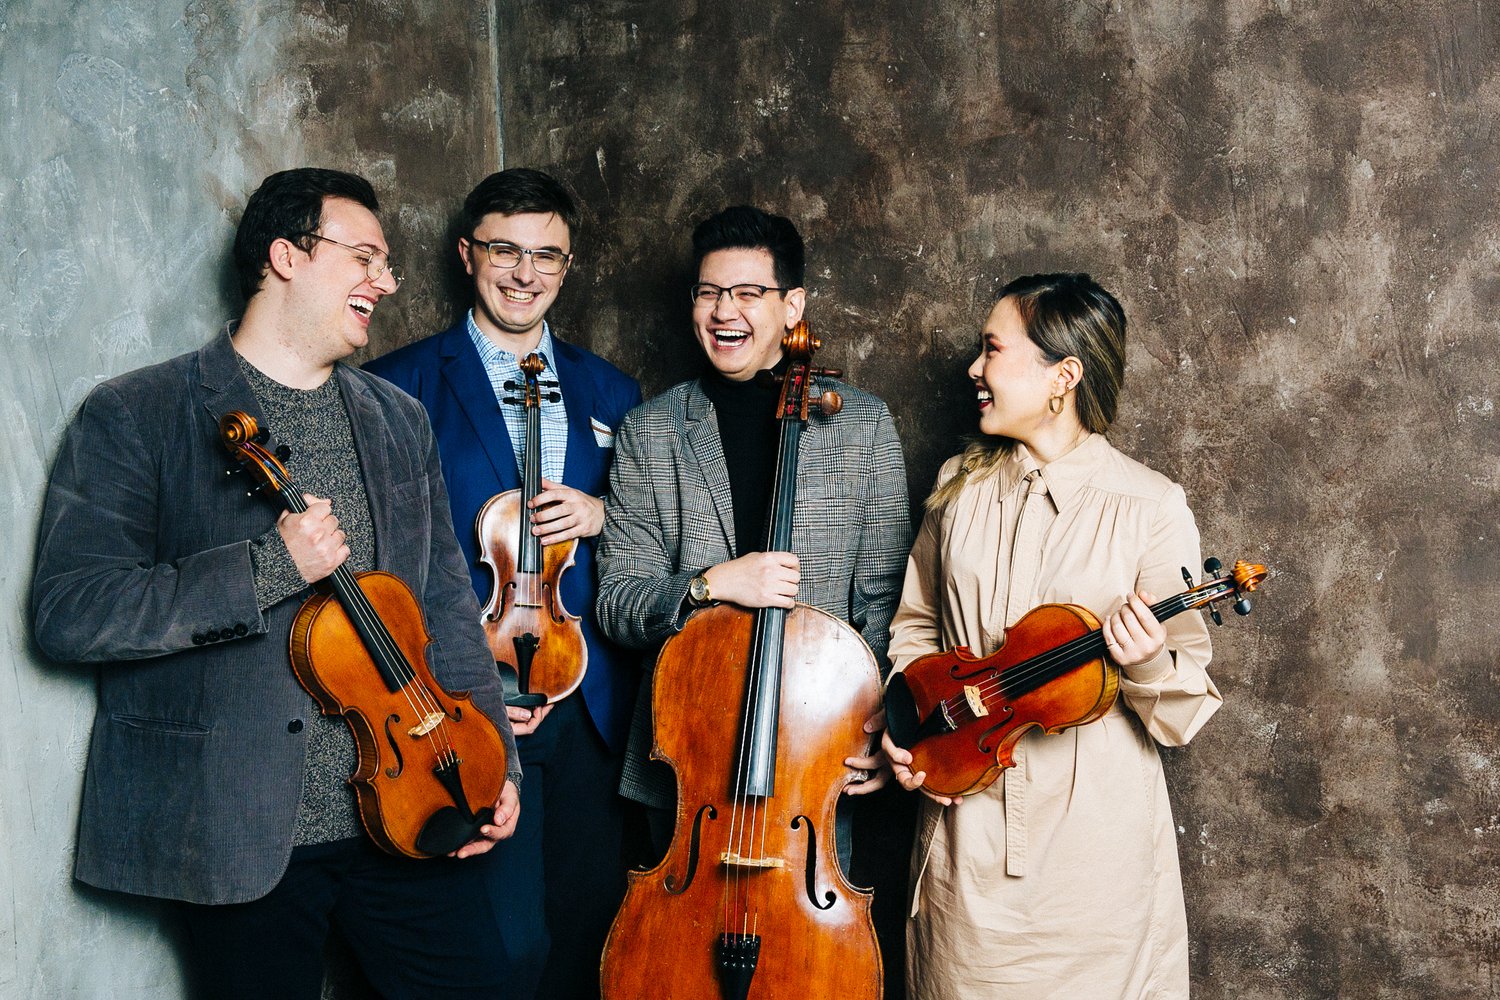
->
<box><xmin>600</xmin><ymin>322</ymin><xmax>883</xmax><ymax>1000</ymax></box>
<box><xmin>601</xmin><ymin>604</ymin><xmax>882</xmax><ymax>1000</ymax></box>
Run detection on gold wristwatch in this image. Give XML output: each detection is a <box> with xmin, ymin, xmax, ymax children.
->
<box><xmin>687</xmin><ymin>573</ymin><xmax>713</xmax><ymax>608</ymax></box>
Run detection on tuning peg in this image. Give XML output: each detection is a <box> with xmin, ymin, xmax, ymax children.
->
<box><xmin>1208</xmin><ymin>605</ymin><xmax>1223</xmax><ymax>626</ymax></box>
<box><xmin>502</xmin><ymin>396</ymin><xmax>520</xmax><ymax>406</ymax></box>
<box><xmin>1181</xmin><ymin>567</ymin><xmax>1194</xmax><ymax>587</ymax></box>
<box><xmin>502</xmin><ymin>380</ymin><xmax>520</xmax><ymax>390</ymax></box>
<box><xmin>276</xmin><ymin>445</ymin><xmax>292</xmax><ymax>462</ymax></box>
<box><xmin>816</xmin><ymin>390</ymin><xmax>843</xmax><ymax>415</ymax></box>
<box><xmin>544</xmin><ymin>391</ymin><xmax>562</xmax><ymax>403</ymax></box>
<box><xmin>1203</xmin><ymin>557</ymin><xmax>1222</xmax><ymax>577</ymax></box>
<box><xmin>1234</xmin><ymin>598</ymin><xmax>1252</xmax><ymax>616</ymax></box>
<box><xmin>540</xmin><ymin>379</ymin><xmax>560</xmax><ymax>389</ymax></box>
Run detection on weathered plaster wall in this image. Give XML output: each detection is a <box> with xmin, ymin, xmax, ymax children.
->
<box><xmin>494</xmin><ymin>1</ymin><xmax>1500</xmax><ymax>996</ymax></box>
<box><xmin>1</xmin><ymin>1</ymin><xmax>496</xmax><ymax>995</ymax></box>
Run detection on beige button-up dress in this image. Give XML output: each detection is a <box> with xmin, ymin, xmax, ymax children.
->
<box><xmin>890</xmin><ymin>434</ymin><xmax>1222</xmax><ymax>999</ymax></box>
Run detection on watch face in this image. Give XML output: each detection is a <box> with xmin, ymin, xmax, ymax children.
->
<box><xmin>690</xmin><ymin>575</ymin><xmax>709</xmax><ymax>604</ymax></box>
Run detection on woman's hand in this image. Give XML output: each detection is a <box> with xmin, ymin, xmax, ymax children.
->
<box><xmin>1101</xmin><ymin>590</ymin><xmax>1165</xmax><ymax>668</ymax></box>
<box><xmin>843</xmin><ymin>709</ymin><xmax>893</xmax><ymax>796</ymax></box>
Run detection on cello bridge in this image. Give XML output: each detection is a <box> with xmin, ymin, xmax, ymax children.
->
<box><xmin>720</xmin><ymin>852</ymin><xmax>784</xmax><ymax>869</ymax></box>
<box><xmin>407</xmin><ymin>711</ymin><xmax>445</xmax><ymax>737</ymax></box>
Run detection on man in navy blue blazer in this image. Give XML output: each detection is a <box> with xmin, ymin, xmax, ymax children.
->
<box><xmin>366</xmin><ymin>169</ymin><xmax>641</xmax><ymax>1000</ymax></box>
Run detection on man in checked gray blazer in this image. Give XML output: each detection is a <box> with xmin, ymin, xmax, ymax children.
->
<box><xmin>595</xmin><ymin>205</ymin><xmax>911</xmax><ymax>845</ymax></box>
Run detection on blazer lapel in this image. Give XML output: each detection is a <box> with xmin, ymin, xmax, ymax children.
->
<box><xmin>684</xmin><ymin>380</ymin><xmax>738</xmax><ymax>557</ymax></box>
<box><xmin>439</xmin><ymin>326</ymin><xmax>522</xmax><ymax>490</ymax></box>
<box><xmin>338</xmin><ymin>366</ymin><xmax>400</xmax><ymax>569</ymax></box>
<box><xmin>197</xmin><ymin>328</ymin><xmax>269</xmax><ymax>447</ymax></box>
<box><xmin>552</xmin><ymin>342</ymin><xmax>599</xmax><ymax>490</ymax></box>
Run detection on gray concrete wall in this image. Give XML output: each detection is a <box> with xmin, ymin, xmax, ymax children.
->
<box><xmin>495</xmin><ymin>1</ymin><xmax>1500</xmax><ymax>997</ymax></box>
<box><xmin>1</xmin><ymin>1</ymin><xmax>497</xmax><ymax>995</ymax></box>
<box><xmin>8</xmin><ymin>0</ymin><xmax>1500</xmax><ymax>997</ymax></box>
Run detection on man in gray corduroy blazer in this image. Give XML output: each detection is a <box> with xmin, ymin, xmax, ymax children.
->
<box><xmin>595</xmin><ymin>205</ymin><xmax>911</xmax><ymax>838</ymax></box>
<box><xmin>32</xmin><ymin>169</ymin><xmax>520</xmax><ymax>1000</ymax></box>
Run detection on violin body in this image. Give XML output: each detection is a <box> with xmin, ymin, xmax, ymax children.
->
<box><xmin>600</xmin><ymin>603</ymin><xmax>882</xmax><ymax>1000</ymax></box>
<box><xmin>219</xmin><ymin>410</ymin><xmax>508</xmax><ymax>860</ymax></box>
<box><xmin>476</xmin><ymin>488</ymin><xmax>586</xmax><ymax>704</ymax></box>
<box><xmin>885</xmin><ymin>603</ymin><xmax>1116</xmax><ymax>799</ymax></box>
<box><xmin>476</xmin><ymin>353</ymin><xmax>587</xmax><ymax>706</ymax></box>
<box><xmin>290</xmin><ymin>570</ymin><xmax>510</xmax><ymax>858</ymax></box>
<box><xmin>884</xmin><ymin>558</ymin><xmax>1268</xmax><ymax>799</ymax></box>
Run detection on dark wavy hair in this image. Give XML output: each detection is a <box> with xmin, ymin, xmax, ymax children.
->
<box><xmin>233</xmin><ymin>168</ymin><xmax>379</xmax><ymax>301</ymax></box>
<box><xmin>461</xmin><ymin>168</ymin><xmax>579</xmax><ymax>241</ymax></box>
<box><xmin>691</xmin><ymin>205</ymin><xmax>805</xmax><ymax>289</ymax></box>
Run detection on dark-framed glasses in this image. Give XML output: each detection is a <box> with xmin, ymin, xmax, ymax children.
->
<box><xmin>468</xmin><ymin>239</ymin><xmax>573</xmax><ymax>275</ymax></box>
<box><xmin>690</xmin><ymin>282</ymin><xmax>790</xmax><ymax>307</ymax></box>
<box><xmin>296</xmin><ymin>232</ymin><xmax>402</xmax><ymax>287</ymax></box>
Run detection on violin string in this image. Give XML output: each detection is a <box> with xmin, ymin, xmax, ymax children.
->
<box><xmin>936</xmin><ymin>588</ymin><xmax>1219</xmax><ymax>724</ymax></box>
<box><xmin>276</xmin><ymin>460</ymin><xmax>454</xmax><ymax>763</ymax></box>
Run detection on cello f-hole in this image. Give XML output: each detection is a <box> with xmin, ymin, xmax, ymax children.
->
<box><xmin>664</xmin><ymin>803</ymin><xmax>716</xmax><ymax>894</ymax></box>
<box><xmin>383</xmin><ymin>713</ymin><xmax>406</xmax><ymax>778</ymax></box>
<box><xmin>791</xmin><ymin>815</ymin><xmax>836</xmax><ymax>910</ymax></box>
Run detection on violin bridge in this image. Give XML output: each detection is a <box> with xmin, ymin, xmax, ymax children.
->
<box><xmin>964</xmin><ymin>686</ymin><xmax>989</xmax><ymax>718</ymax></box>
<box><xmin>720</xmin><ymin>852</ymin><xmax>785</xmax><ymax>869</ymax></box>
<box><xmin>407</xmin><ymin>711</ymin><xmax>445</xmax><ymax>737</ymax></box>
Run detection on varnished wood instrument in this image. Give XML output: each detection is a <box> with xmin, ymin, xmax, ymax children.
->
<box><xmin>884</xmin><ymin>558</ymin><xmax>1267</xmax><ymax>798</ymax></box>
<box><xmin>476</xmin><ymin>353</ymin><xmax>586</xmax><ymax>708</ymax></box>
<box><xmin>220</xmin><ymin>411</ymin><xmax>508</xmax><ymax>858</ymax></box>
<box><xmin>599</xmin><ymin>322</ymin><xmax>883</xmax><ymax>1000</ymax></box>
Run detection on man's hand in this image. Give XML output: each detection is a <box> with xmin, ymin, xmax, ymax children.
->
<box><xmin>843</xmin><ymin>709</ymin><xmax>893</xmax><ymax>796</ymax></box>
<box><xmin>278</xmin><ymin>494</ymin><xmax>349</xmax><ymax>584</ymax></box>
<box><xmin>530</xmin><ymin>479</ymin><xmax>605</xmax><ymax>545</ymax></box>
<box><xmin>506</xmin><ymin>701</ymin><xmax>554</xmax><ymax>737</ymax></box>
<box><xmin>702</xmin><ymin>552</ymin><xmax>800</xmax><ymax>609</ymax></box>
<box><xmin>451</xmin><ymin>779</ymin><xmax>521</xmax><ymax>858</ymax></box>
<box><xmin>880</xmin><ymin>727</ymin><xmax>962</xmax><ymax>807</ymax></box>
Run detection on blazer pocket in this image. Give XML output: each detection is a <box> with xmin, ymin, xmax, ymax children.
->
<box><xmin>590</xmin><ymin>417</ymin><xmax>616</xmax><ymax>449</ymax></box>
<box><xmin>109</xmin><ymin>713</ymin><xmax>212</xmax><ymax>736</ymax></box>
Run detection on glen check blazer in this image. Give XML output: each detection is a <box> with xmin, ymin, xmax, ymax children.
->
<box><xmin>31</xmin><ymin>330</ymin><xmax>516</xmax><ymax>905</ymax></box>
<box><xmin>595</xmin><ymin>376</ymin><xmax>911</xmax><ymax>808</ymax></box>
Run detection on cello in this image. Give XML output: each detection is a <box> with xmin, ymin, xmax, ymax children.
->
<box><xmin>475</xmin><ymin>352</ymin><xmax>587</xmax><ymax>708</ymax></box>
<box><xmin>884</xmin><ymin>557</ymin><xmax>1267</xmax><ymax>798</ymax></box>
<box><xmin>600</xmin><ymin>322</ymin><xmax>883</xmax><ymax>1000</ymax></box>
<box><xmin>220</xmin><ymin>411</ymin><xmax>509</xmax><ymax>858</ymax></box>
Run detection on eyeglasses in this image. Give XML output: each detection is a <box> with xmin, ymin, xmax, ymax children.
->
<box><xmin>468</xmin><ymin>239</ymin><xmax>573</xmax><ymax>275</ymax></box>
<box><xmin>690</xmin><ymin>283</ymin><xmax>790</xmax><ymax>307</ymax></box>
<box><xmin>296</xmin><ymin>232</ymin><xmax>403</xmax><ymax>287</ymax></box>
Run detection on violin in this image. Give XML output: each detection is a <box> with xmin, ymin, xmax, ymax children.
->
<box><xmin>600</xmin><ymin>322</ymin><xmax>883</xmax><ymax>1000</ymax></box>
<box><xmin>476</xmin><ymin>353</ymin><xmax>586</xmax><ymax>708</ymax></box>
<box><xmin>220</xmin><ymin>411</ymin><xmax>509</xmax><ymax>858</ymax></box>
<box><xmin>884</xmin><ymin>558</ymin><xmax>1267</xmax><ymax>798</ymax></box>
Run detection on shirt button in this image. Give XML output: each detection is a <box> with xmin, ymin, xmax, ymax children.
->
<box><xmin>234</xmin><ymin>623</ymin><xmax>249</xmax><ymax>636</ymax></box>
<box><xmin>287</xmin><ymin>719</ymin><xmax>304</xmax><ymax>734</ymax></box>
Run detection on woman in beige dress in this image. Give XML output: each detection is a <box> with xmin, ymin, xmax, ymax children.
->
<box><xmin>882</xmin><ymin>273</ymin><xmax>1222</xmax><ymax>999</ymax></box>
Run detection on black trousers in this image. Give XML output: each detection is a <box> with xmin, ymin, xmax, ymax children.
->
<box><xmin>489</xmin><ymin>693</ymin><xmax>628</xmax><ymax>1000</ymax></box>
<box><xmin>180</xmin><ymin>836</ymin><xmax>510</xmax><ymax>1000</ymax></box>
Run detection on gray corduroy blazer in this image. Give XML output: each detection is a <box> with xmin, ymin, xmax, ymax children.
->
<box><xmin>31</xmin><ymin>330</ymin><xmax>516</xmax><ymax>905</ymax></box>
<box><xmin>595</xmin><ymin>377</ymin><xmax>911</xmax><ymax>808</ymax></box>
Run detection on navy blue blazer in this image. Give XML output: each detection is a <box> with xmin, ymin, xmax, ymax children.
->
<box><xmin>366</xmin><ymin>321</ymin><xmax>642</xmax><ymax>752</ymax></box>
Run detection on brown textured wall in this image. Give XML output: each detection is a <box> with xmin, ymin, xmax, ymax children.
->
<box><xmin>493</xmin><ymin>1</ymin><xmax>1500</xmax><ymax>996</ymax></box>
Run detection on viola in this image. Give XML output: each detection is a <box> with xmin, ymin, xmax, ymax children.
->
<box><xmin>600</xmin><ymin>322</ymin><xmax>883</xmax><ymax>1000</ymax></box>
<box><xmin>884</xmin><ymin>558</ymin><xmax>1267</xmax><ymax>798</ymax></box>
<box><xmin>220</xmin><ymin>411</ymin><xmax>509</xmax><ymax>858</ymax></box>
<box><xmin>476</xmin><ymin>353</ymin><xmax>586</xmax><ymax>708</ymax></box>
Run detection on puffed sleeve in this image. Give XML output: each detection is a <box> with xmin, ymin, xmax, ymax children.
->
<box><xmin>1115</xmin><ymin>482</ymin><xmax>1222</xmax><ymax>745</ymax></box>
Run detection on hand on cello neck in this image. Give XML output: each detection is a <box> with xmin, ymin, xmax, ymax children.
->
<box><xmin>700</xmin><ymin>552</ymin><xmax>800</xmax><ymax>609</ymax></box>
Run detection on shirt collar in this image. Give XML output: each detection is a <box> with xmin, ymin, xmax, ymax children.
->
<box><xmin>996</xmin><ymin>432</ymin><xmax>1107</xmax><ymax>511</ymax></box>
<box><xmin>465</xmin><ymin>312</ymin><xmax>555</xmax><ymax>369</ymax></box>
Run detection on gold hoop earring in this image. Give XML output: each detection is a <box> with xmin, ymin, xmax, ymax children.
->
<box><xmin>1048</xmin><ymin>394</ymin><xmax>1064</xmax><ymax>415</ymax></box>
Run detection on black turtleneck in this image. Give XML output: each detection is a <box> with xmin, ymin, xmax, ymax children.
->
<box><xmin>701</xmin><ymin>366</ymin><xmax>783</xmax><ymax>554</ymax></box>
